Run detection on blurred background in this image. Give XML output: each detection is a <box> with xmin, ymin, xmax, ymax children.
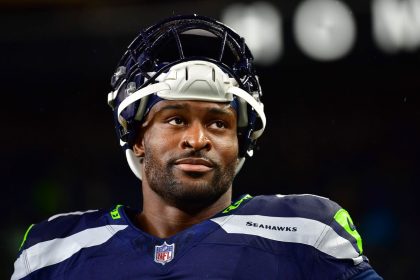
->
<box><xmin>2</xmin><ymin>0</ymin><xmax>419</xmax><ymax>278</ymax></box>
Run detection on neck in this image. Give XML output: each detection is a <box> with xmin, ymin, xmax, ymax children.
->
<box><xmin>136</xmin><ymin>184</ymin><xmax>232</xmax><ymax>238</ymax></box>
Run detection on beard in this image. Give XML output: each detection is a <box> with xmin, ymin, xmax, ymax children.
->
<box><xmin>143</xmin><ymin>149</ymin><xmax>237</xmax><ymax>211</ymax></box>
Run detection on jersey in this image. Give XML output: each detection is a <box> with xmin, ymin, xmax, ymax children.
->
<box><xmin>12</xmin><ymin>194</ymin><xmax>382</xmax><ymax>279</ymax></box>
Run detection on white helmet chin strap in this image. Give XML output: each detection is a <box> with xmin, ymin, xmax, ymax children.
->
<box><xmin>111</xmin><ymin>60</ymin><xmax>266</xmax><ymax>180</ymax></box>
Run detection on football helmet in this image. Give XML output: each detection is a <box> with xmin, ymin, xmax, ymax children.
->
<box><xmin>107</xmin><ymin>14</ymin><xmax>266</xmax><ymax>179</ymax></box>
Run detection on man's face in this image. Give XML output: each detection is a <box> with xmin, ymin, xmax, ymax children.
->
<box><xmin>134</xmin><ymin>100</ymin><xmax>239</xmax><ymax>208</ymax></box>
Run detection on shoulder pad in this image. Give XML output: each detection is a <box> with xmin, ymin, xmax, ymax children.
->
<box><xmin>247</xmin><ymin>194</ymin><xmax>340</xmax><ymax>225</ymax></box>
<box><xmin>250</xmin><ymin>194</ymin><xmax>364</xmax><ymax>258</ymax></box>
<box><xmin>18</xmin><ymin>209</ymin><xmax>105</xmax><ymax>252</ymax></box>
<box><xmin>12</xmin><ymin>207</ymin><xmax>128</xmax><ymax>280</ymax></box>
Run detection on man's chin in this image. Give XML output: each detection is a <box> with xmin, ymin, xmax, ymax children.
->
<box><xmin>167</xmin><ymin>174</ymin><xmax>228</xmax><ymax>206</ymax></box>
<box><xmin>168</xmin><ymin>188</ymin><xmax>228</xmax><ymax>211</ymax></box>
<box><xmin>146</xmin><ymin>163</ymin><xmax>233</xmax><ymax>209</ymax></box>
<box><xmin>173</xmin><ymin>176</ymin><xmax>215</xmax><ymax>194</ymax></box>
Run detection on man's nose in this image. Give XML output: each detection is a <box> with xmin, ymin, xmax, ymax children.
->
<box><xmin>181</xmin><ymin>121</ymin><xmax>211</xmax><ymax>151</ymax></box>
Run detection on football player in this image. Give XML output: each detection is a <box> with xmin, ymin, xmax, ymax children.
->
<box><xmin>12</xmin><ymin>15</ymin><xmax>382</xmax><ymax>279</ymax></box>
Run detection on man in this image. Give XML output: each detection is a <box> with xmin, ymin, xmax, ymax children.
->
<box><xmin>12</xmin><ymin>15</ymin><xmax>382</xmax><ymax>279</ymax></box>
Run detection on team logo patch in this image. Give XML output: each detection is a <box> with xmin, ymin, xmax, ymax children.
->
<box><xmin>154</xmin><ymin>241</ymin><xmax>175</xmax><ymax>265</ymax></box>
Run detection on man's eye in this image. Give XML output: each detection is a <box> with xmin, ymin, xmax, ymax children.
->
<box><xmin>210</xmin><ymin>121</ymin><xmax>227</xmax><ymax>129</ymax></box>
<box><xmin>168</xmin><ymin>118</ymin><xmax>185</xmax><ymax>126</ymax></box>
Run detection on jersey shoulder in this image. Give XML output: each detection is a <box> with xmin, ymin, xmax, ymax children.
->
<box><xmin>236</xmin><ymin>194</ymin><xmax>364</xmax><ymax>258</ymax></box>
<box><xmin>18</xmin><ymin>204</ymin><xmax>130</xmax><ymax>252</ymax></box>
<box><xmin>212</xmin><ymin>194</ymin><xmax>382</xmax><ymax>279</ymax></box>
<box><xmin>19</xmin><ymin>208</ymin><xmax>107</xmax><ymax>251</ymax></box>
<box><xmin>13</xmin><ymin>205</ymin><xmax>128</xmax><ymax>280</ymax></box>
<box><xmin>247</xmin><ymin>193</ymin><xmax>341</xmax><ymax>224</ymax></box>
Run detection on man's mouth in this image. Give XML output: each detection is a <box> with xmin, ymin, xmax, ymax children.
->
<box><xmin>174</xmin><ymin>158</ymin><xmax>214</xmax><ymax>173</ymax></box>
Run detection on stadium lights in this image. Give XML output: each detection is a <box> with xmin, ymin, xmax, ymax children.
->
<box><xmin>221</xmin><ymin>0</ymin><xmax>420</xmax><ymax>63</ymax></box>
<box><xmin>372</xmin><ymin>0</ymin><xmax>420</xmax><ymax>53</ymax></box>
<box><xmin>293</xmin><ymin>0</ymin><xmax>356</xmax><ymax>61</ymax></box>
<box><xmin>221</xmin><ymin>1</ymin><xmax>283</xmax><ymax>66</ymax></box>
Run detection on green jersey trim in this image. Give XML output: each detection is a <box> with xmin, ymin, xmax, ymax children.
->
<box><xmin>19</xmin><ymin>224</ymin><xmax>35</xmax><ymax>251</ymax></box>
<box><xmin>334</xmin><ymin>208</ymin><xmax>363</xmax><ymax>254</ymax></box>
<box><xmin>222</xmin><ymin>194</ymin><xmax>253</xmax><ymax>214</ymax></box>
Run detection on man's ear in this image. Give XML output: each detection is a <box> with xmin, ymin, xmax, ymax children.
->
<box><xmin>133</xmin><ymin>130</ymin><xmax>145</xmax><ymax>157</ymax></box>
<box><xmin>132</xmin><ymin>110</ymin><xmax>154</xmax><ymax>158</ymax></box>
<box><xmin>133</xmin><ymin>141</ymin><xmax>145</xmax><ymax>157</ymax></box>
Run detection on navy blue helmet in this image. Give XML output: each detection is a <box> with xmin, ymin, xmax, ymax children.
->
<box><xmin>107</xmin><ymin>14</ymin><xmax>266</xmax><ymax>179</ymax></box>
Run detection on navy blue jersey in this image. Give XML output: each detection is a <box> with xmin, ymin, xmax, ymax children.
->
<box><xmin>12</xmin><ymin>194</ymin><xmax>382</xmax><ymax>279</ymax></box>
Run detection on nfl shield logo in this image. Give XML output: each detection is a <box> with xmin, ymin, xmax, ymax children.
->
<box><xmin>154</xmin><ymin>241</ymin><xmax>175</xmax><ymax>265</ymax></box>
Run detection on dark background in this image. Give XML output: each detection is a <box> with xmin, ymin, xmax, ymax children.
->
<box><xmin>2</xmin><ymin>0</ymin><xmax>419</xmax><ymax>279</ymax></box>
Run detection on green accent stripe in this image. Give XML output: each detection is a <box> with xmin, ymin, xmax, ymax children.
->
<box><xmin>222</xmin><ymin>194</ymin><xmax>253</xmax><ymax>213</ymax></box>
<box><xmin>110</xmin><ymin>204</ymin><xmax>123</xmax><ymax>220</ymax></box>
<box><xmin>334</xmin><ymin>209</ymin><xmax>363</xmax><ymax>254</ymax></box>
<box><xmin>19</xmin><ymin>224</ymin><xmax>35</xmax><ymax>250</ymax></box>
